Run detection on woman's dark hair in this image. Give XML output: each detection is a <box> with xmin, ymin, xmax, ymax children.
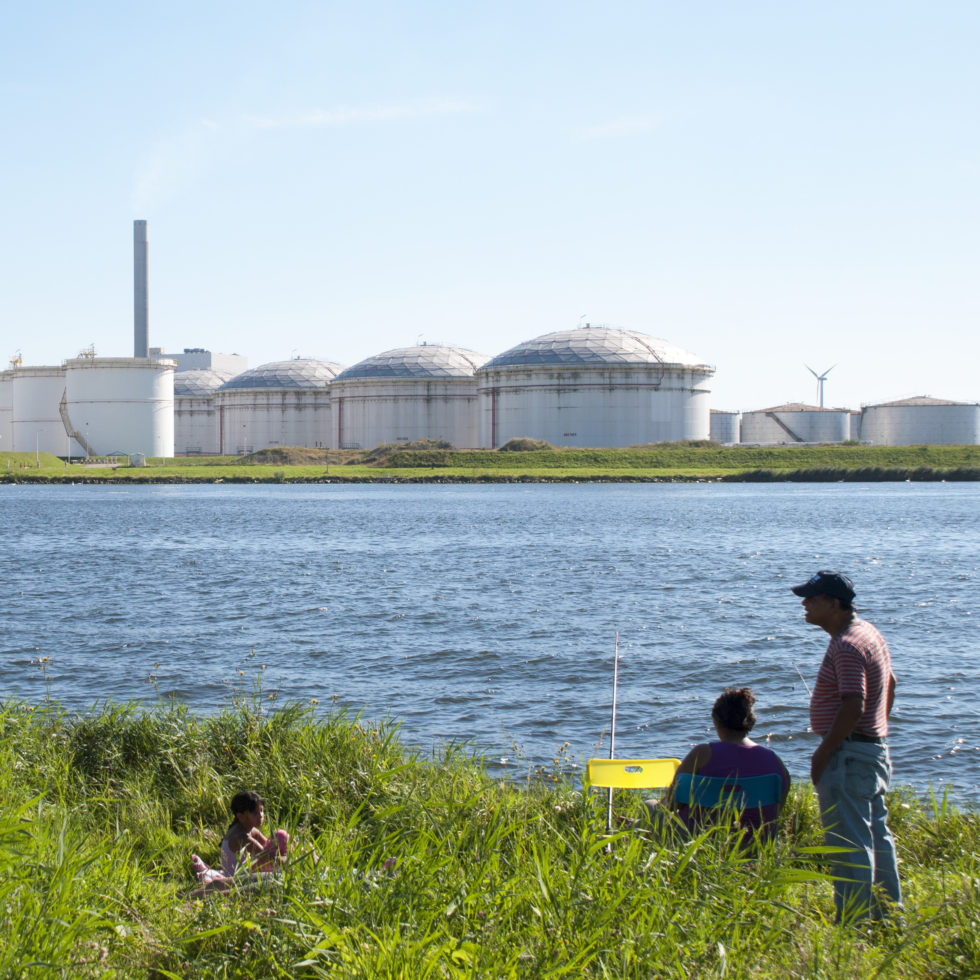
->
<box><xmin>712</xmin><ymin>687</ymin><xmax>757</xmax><ymax>733</ymax></box>
<box><xmin>230</xmin><ymin>790</ymin><xmax>264</xmax><ymax>816</ymax></box>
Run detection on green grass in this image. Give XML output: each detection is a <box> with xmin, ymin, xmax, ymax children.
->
<box><xmin>3</xmin><ymin>444</ymin><xmax>980</xmax><ymax>483</ymax></box>
<box><xmin>0</xmin><ymin>694</ymin><xmax>977</xmax><ymax>977</ymax></box>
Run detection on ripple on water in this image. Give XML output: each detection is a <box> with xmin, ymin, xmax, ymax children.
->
<box><xmin>1</xmin><ymin>482</ymin><xmax>978</xmax><ymax>802</ymax></box>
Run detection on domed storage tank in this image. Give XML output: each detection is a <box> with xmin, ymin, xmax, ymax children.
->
<box><xmin>174</xmin><ymin>368</ymin><xmax>234</xmax><ymax>455</ymax></box>
<box><xmin>11</xmin><ymin>366</ymin><xmax>76</xmax><ymax>455</ymax></box>
<box><xmin>859</xmin><ymin>396</ymin><xmax>980</xmax><ymax>446</ymax></box>
<box><xmin>0</xmin><ymin>371</ymin><xmax>12</xmax><ymax>449</ymax></box>
<box><xmin>330</xmin><ymin>345</ymin><xmax>489</xmax><ymax>449</ymax></box>
<box><xmin>710</xmin><ymin>410</ymin><xmax>741</xmax><ymax>444</ymax></box>
<box><xmin>475</xmin><ymin>325</ymin><xmax>714</xmax><ymax>448</ymax></box>
<box><xmin>215</xmin><ymin>358</ymin><xmax>344</xmax><ymax>454</ymax></box>
<box><xmin>64</xmin><ymin>357</ymin><xmax>176</xmax><ymax>457</ymax></box>
<box><xmin>739</xmin><ymin>404</ymin><xmax>851</xmax><ymax>444</ymax></box>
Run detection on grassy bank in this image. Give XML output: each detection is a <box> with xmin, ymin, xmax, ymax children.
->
<box><xmin>2</xmin><ymin>443</ymin><xmax>980</xmax><ymax>484</ymax></box>
<box><xmin>1</xmin><ymin>697</ymin><xmax>977</xmax><ymax>978</ymax></box>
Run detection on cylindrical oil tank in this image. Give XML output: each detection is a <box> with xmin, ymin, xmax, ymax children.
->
<box><xmin>0</xmin><ymin>371</ymin><xmax>12</xmax><ymax>449</ymax></box>
<box><xmin>174</xmin><ymin>368</ymin><xmax>234</xmax><ymax>455</ymax></box>
<box><xmin>64</xmin><ymin>357</ymin><xmax>176</xmax><ymax>457</ymax></box>
<box><xmin>709</xmin><ymin>410</ymin><xmax>741</xmax><ymax>444</ymax></box>
<box><xmin>330</xmin><ymin>345</ymin><xmax>488</xmax><ymax>449</ymax></box>
<box><xmin>859</xmin><ymin>397</ymin><xmax>980</xmax><ymax>446</ymax></box>
<box><xmin>215</xmin><ymin>358</ymin><xmax>344</xmax><ymax>454</ymax></box>
<box><xmin>475</xmin><ymin>325</ymin><xmax>714</xmax><ymax>448</ymax></box>
<box><xmin>849</xmin><ymin>411</ymin><xmax>862</xmax><ymax>442</ymax></box>
<box><xmin>11</xmin><ymin>366</ymin><xmax>77</xmax><ymax>455</ymax></box>
<box><xmin>739</xmin><ymin>404</ymin><xmax>851</xmax><ymax>444</ymax></box>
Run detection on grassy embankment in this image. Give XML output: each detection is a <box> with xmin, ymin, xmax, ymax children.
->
<box><xmin>2</xmin><ymin>442</ymin><xmax>980</xmax><ymax>483</ymax></box>
<box><xmin>1</xmin><ymin>691</ymin><xmax>977</xmax><ymax>978</ymax></box>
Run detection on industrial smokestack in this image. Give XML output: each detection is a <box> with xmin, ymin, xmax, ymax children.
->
<box><xmin>133</xmin><ymin>219</ymin><xmax>148</xmax><ymax>358</ymax></box>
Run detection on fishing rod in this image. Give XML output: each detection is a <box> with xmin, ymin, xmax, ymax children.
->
<box><xmin>606</xmin><ymin>632</ymin><xmax>620</xmax><ymax>840</ymax></box>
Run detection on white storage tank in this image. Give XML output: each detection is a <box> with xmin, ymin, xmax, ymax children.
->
<box><xmin>174</xmin><ymin>369</ymin><xmax>234</xmax><ymax>455</ymax></box>
<box><xmin>11</xmin><ymin>366</ymin><xmax>76</xmax><ymax>455</ymax></box>
<box><xmin>739</xmin><ymin>403</ymin><xmax>852</xmax><ymax>444</ymax></box>
<box><xmin>859</xmin><ymin>396</ymin><xmax>980</xmax><ymax>446</ymax></box>
<box><xmin>709</xmin><ymin>410</ymin><xmax>741</xmax><ymax>444</ymax></box>
<box><xmin>475</xmin><ymin>325</ymin><xmax>714</xmax><ymax>448</ymax></box>
<box><xmin>0</xmin><ymin>371</ymin><xmax>12</xmax><ymax>450</ymax></box>
<box><xmin>64</xmin><ymin>357</ymin><xmax>176</xmax><ymax>457</ymax></box>
<box><xmin>330</xmin><ymin>345</ymin><xmax>489</xmax><ymax>449</ymax></box>
<box><xmin>215</xmin><ymin>358</ymin><xmax>344</xmax><ymax>454</ymax></box>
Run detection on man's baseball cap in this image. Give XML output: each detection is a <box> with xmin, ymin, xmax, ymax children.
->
<box><xmin>790</xmin><ymin>570</ymin><xmax>855</xmax><ymax>603</ymax></box>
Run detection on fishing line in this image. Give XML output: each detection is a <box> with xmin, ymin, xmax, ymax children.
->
<box><xmin>606</xmin><ymin>632</ymin><xmax>620</xmax><ymax>839</ymax></box>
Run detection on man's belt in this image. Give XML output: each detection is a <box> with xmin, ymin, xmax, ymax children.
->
<box><xmin>846</xmin><ymin>731</ymin><xmax>885</xmax><ymax>744</ymax></box>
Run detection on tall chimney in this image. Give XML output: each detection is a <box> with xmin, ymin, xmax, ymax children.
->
<box><xmin>133</xmin><ymin>219</ymin><xmax>149</xmax><ymax>358</ymax></box>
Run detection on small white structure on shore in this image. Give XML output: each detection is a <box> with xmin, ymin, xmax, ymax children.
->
<box><xmin>475</xmin><ymin>325</ymin><xmax>714</xmax><ymax>448</ymax></box>
<box><xmin>214</xmin><ymin>358</ymin><xmax>344</xmax><ymax>454</ymax></box>
<box><xmin>859</xmin><ymin>396</ymin><xmax>980</xmax><ymax>446</ymax></box>
<box><xmin>330</xmin><ymin>345</ymin><xmax>488</xmax><ymax>449</ymax></box>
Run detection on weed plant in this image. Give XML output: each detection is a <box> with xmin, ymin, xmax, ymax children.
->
<box><xmin>0</xmin><ymin>692</ymin><xmax>977</xmax><ymax>978</ymax></box>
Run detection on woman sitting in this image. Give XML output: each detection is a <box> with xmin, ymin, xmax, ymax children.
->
<box><xmin>657</xmin><ymin>687</ymin><xmax>790</xmax><ymax>841</ymax></box>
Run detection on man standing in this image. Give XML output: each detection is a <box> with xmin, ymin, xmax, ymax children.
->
<box><xmin>791</xmin><ymin>570</ymin><xmax>901</xmax><ymax>922</ymax></box>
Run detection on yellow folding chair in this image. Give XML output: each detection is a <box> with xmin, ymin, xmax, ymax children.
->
<box><xmin>586</xmin><ymin>758</ymin><xmax>681</xmax><ymax>838</ymax></box>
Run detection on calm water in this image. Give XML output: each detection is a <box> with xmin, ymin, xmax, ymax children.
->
<box><xmin>1</xmin><ymin>482</ymin><xmax>977</xmax><ymax>801</ymax></box>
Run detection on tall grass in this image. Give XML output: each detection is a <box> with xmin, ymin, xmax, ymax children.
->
<box><xmin>3</xmin><ymin>445</ymin><xmax>980</xmax><ymax>484</ymax></box>
<box><xmin>0</xmin><ymin>697</ymin><xmax>977</xmax><ymax>977</ymax></box>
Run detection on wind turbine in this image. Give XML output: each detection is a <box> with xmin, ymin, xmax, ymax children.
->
<box><xmin>805</xmin><ymin>364</ymin><xmax>835</xmax><ymax>408</ymax></box>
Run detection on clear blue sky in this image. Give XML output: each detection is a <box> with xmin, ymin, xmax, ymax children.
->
<box><xmin>2</xmin><ymin>1</ymin><xmax>977</xmax><ymax>410</ymax></box>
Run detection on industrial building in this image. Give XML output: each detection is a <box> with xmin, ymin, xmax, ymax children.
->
<box><xmin>174</xmin><ymin>369</ymin><xmax>235</xmax><ymax>455</ymax></box>
<box><xmin>859</xmin><ymin>396</ymin><xmax>980</xmax><ymax>446</ymax></box>
<box><xmin>9</xmin><ymin>365</ymin><xmax>73</xmax><ymax>455</ymax></box>
<box><xmin>739</xmin><ymin>403</ymin><xmax>853</xmax><ymax>445</ymax></box>
<box><xmin>152</xmin><ymin>347</ymin><xmax>247</xmax><ymax>376</ymax></box>
<box><xmin>214</xmin><ymin>358</ymin><xmax>344</xmax><ymax>454</ymax></box>
<box><xmin>62</xmin><ymin>355</ymin><xmax>176</xmax><ymax>457</ymax></box>
<box><xmin>0</xmin><ymin>370</ymin><xmax>14</xmax><ymax>449</ymax></box>
<box><xmin>330</xmin><ymin>345</ymin><xmax>488</xmax><ymax>449</ymax></box>
<box><xmin>475</xmin><ymin>326</ymin><xmax>714</xmax><ymax>448</ymax></box>
<box><xmin>5</xmin><ymin>221</ymin><xmax>977</xmax><ymax>457</ymax></box>
<box><xmin>709</xmin><ymin>410</ymin><xmax>741</xmax><ymax>444</ymax></box>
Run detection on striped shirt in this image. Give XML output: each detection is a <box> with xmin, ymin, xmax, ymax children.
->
<box><xmin>809</xmin><ymin>618</ymin><xmax>892</xmax><ymax>737</ymax></box>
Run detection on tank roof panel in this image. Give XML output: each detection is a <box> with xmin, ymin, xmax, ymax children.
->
<box><xmin>866</xmin><ymin>395</ymin><xmax>978</xmax><ymax>408</ymax></box>
<box><xmin>174</xmin><ymin>368</ymin><xmax>235</xmax><ymax>396</ymax></box>
<box><xmin>480</xmin><ymin>326</ymin><xmax>711</xmax><ymax>371</ymax></box>
<box><xmin>219</xmin><ymin>358</ymin><xmax>344</xmax><ymax>391</ymax></box>
<box><xmin>748</xmin><ymin>403</ymin><xmax>850</xmax><ymax>413</ymax></box>
<box><xmin>334</xmin><ymin>345</ymin><xmax>489</xmax><ymax>381</ymax></box>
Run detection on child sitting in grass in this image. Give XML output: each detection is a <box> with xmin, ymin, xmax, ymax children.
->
<box><xmin>190</xmin><ymin>790</ymin><xmax>289</xmax><ymax>893</ymax></box>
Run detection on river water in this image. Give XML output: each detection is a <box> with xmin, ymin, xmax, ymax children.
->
<box><xmin>1</xmin><ymin>482</ymin><xmax>977</xmax><ymax>801</ymax></box>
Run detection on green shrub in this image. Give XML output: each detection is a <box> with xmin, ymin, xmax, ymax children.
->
<box><xmin>498</xmin><ymin>438</ymin><xmax>554</xmax><ymax>451</ymax></box>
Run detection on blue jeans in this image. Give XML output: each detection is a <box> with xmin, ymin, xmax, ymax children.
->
<box><xmin>816</xmin><ymin>739</ymin><xmax>902</xmax><ymax>921</ymax></box>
